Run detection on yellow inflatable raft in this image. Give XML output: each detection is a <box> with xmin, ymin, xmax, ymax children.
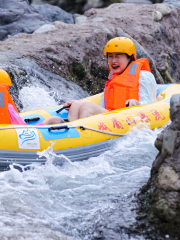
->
<box><xmin>0</xmin><ymin>84</ymin><xmax>179</xmax><ymax>171</ymax></box>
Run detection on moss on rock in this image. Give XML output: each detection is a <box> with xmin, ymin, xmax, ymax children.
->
<box><xmin>155</xmin><ymin>199</ymin><xmax>176</xmax><ymax>221</ymax></box>
<box><xmin>90</xmin><ymin>61</ymin><xmax>109</xmax><ymax>79</ymax></box>
<box><xmin>72</xmin><ymin>59</ymin><xmax>87</xmax><ymax>80</ymax></box>
<box><xmin>160</xmin><ymin>69</ymin><xmax>175</xmax><ymax>83</ymax></box>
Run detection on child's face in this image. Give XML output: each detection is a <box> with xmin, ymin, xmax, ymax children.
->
<box><xmin>107</xmin><ymin>52</ymin><xmax>129</xmax><ymax>74</ymax></box>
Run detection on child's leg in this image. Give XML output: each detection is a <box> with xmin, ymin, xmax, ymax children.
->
<box><xmin>79</xmin><ymin>102</ymin><xmax>107</xmax><ymax>119</ymax></box>
<box><xmin>67</xmin><ymin>101</ymin><xmax>107</xmax><ymax>121</ymax></box>
<box><xmin>43</xmin><ymin>116</ymin><xmax>64</xmax><ymax>125</ymax></box>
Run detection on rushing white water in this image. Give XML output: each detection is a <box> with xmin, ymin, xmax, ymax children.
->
<box><xmin>19</xmin><ymin>86</ymin><xmax>57</xmax><ymax>111</ymax></box>
<box><xmin>0</xmin><ymin>86</ymin><xmax>164</xmax><ymax>240</ymax></box>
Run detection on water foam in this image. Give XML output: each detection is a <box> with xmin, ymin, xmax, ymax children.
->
<box><xmin>1</xmin><ymin>85</ymin><xmax>168</xmax><ymax>239</ymax></box>
<box><xmin>0</xmin><ymin>124</ymin><xmax>164</xmax><ymax>240</ymax></box>
<box><xmin>19</xmin><ymin>86</ymin><xmax>58</xmax><ymax>111</ymax></box>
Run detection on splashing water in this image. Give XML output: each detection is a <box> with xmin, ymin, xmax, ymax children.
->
<box><xmin>19</xmin><ymin>86</ymin><xmax>58</xmax><ymax>111</ymax></box>
<box><xmin>0</xmin><ymin>84</ymin><xmax>167</xmax><ymax>239</ymax></box>
<box><xmin>0</xmin><ymin>123</ymin><xmax>163</xmax><ymax>239</ymax></box>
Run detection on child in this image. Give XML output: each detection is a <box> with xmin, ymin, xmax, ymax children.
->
<box><xmin>63</xmin><ymin>37</ymin><xmax>157</xmax><ymax>121</ymax></box>
<box><xmin>0</xmin><ymin>69</ymin><xmax>64</xmax><ymax>125</ymax></box>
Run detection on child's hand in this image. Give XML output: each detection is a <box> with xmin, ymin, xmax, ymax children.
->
<box><xmin>64</xmin><ymin>101</ymin><xmax>74</xmax><ymax>109</ymax></box>
<box><xmin>125</xmin><ymin>99</ymin><xmax>141</xmax><ymax>107</ymax></box>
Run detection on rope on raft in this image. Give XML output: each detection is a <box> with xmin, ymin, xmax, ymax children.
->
<box><xmin>0</xmin><ymin>125</ymin><xmax>125</xmax><ymax>137</ymax></box>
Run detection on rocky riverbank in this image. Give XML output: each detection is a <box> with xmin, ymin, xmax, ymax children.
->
<box><xmin>1</xmin><ymin>1</ymin><xmax>180</xmax><ymax>111</ymax></box>
<box><xmin>135</xmin><ymin>93</ymin><xmax>180</xmax><ymax>239</ymax></box>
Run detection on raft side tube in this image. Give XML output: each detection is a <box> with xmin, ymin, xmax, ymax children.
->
<box><xmin>156</xmin><ymin>84</ymin><xmax>174</xmax><ymax>97</ymax></box>
<box><xmin>20</xmin><ymin>84</ymin><xmax>174</xmax><ymax>122</ymax></box>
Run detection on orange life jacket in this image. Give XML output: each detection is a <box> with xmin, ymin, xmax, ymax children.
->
<box><xmin>104</xmin><ymin>58</ymin><xmax>151</xmax><ymax>111</ymax></box>
<box><xmin>0</xmin><ymin>84</ymin><xmax>18</xmax><ymax>124</ymax></box>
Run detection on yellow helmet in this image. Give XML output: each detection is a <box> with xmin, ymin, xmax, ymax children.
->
<box><xmin>0</xmin><ymin>69</ymin><xmax>12</xmax><ymax>86</ymax></box>
<box><xmin>104</xmin><ymin>37</ymin><xmax>136</xmax><ymax>59</ymax></box>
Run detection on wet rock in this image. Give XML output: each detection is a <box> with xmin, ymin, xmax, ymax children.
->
<box><xmin>0</xmin><ymin>51</ymin><xmax>88</xmax><ymax>111</ymax></box>
<box><xmin>137</xmin><ymin>93</ymin><xmax>180</xmax><ymax>239</ymax></box>
<box><xmin>0</xmin><ymin>0</ymin><xmax>49</xmax><ymax>41</ymax></box>
<box><xmin>73</xmin><ymin>13</ymin><xmax>81</xmax><ymax>21</ymax></box>
<box><xmin>34</xmin><ymin>24</ymin><xmax>55</xmax><ymax>33</ymax></box>
<box><xmin>0</xmin><ymin>51</ymin><xmax>27</xmax><ymax>110</ymax></box>
<box><xmin>155</xmin><ymin>198</ymin><xmax>176</xmax><ymax>222</ymax></box>
<box><xmin>158</xmin><ymin>167</ymin><xmax>180</xmax><ymax>191</ymax></box>
<box><xmin>169</xmin><ymin>94</ymin><xmax>180</xmax><ymax>131</ymax></box>
<box><xmin>32</xmin><ymin>4</ymin><xmax>74</xmax><ymax>24</ymax></box>
<box><xmin>46</xmin><ymin>53</ymin><xmax>62</xmax><ymax>64</ymax></box>
<box><xmin>156</xmin><ymin>4</ymin><xmax>172</xmax><ymax>16</ymax></box>
<box><xmin>161</xmin><ymin>128</ymin><xmax>178</xmax><ymax>157</ymax></box>
<box><xmin>154</xmin><ymin>131</ymin><xmax>164</xmax><ymax>151</ymax></box>
<box><xmin>153</xmin><ymin>11</ymin><xmax>163</xmax><ymax>21</ymax></box>
<box><xmin>143</xmin><ymin>33</ymin><xmax>154</xmax><ymax>42</ymax></box>
<box><xmin>170</xmin><ymin>94</ymin><xmax>180</xmax><ymax>122</ymax></box>
<box><xmin>75</xmin><ymin>16</ymin><xmax>88</xmax><ymax>24</ymax></box>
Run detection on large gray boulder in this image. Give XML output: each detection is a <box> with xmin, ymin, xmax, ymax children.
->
<box><xmin>0</xmin><ymin>2</ymin><xmax>180</xmax><ymax>107</ymax></box>
<box><xmin>0</xmin><ymin>0</ymin><xmax>50</xmax><ymax>41</ymax></box>
<box><xmin>32</xmin><ymin>4</ymin><xmax>74</xmax><ymax>23</ymax></box>
<box><xmin>1</xmin><ymin>3</ymin><xmax>180</xmax><ymax>96</ymax></box>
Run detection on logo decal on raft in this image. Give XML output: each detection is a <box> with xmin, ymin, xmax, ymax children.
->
<box><xmin>19</xmin><ymin>129</ymin><xmax>37</xmax><ymax>144</ymax></box>
<box><xmin>151</xmin><ymin>109</ymin><xmax>166</xmax><ymax>121</ymax></box>
<box><xmin>112</xmin><ymin>118</ymin><xmax>124</xmax><ymax>129</ymax></box>
<box><xmin>16</xmin><ymin>128</ymin><xmax>40</xmax><ymax>150</ymax></box>
<box><xmin>98</xmin><ymin>122</ymin><xmax>112</xmax><ymax>132</ymax></box>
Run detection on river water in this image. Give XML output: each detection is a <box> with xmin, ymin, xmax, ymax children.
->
<box><xmin>0</xmin><ymin>86</ymin><xmax>163</xmax><ymax>240</ymax></box>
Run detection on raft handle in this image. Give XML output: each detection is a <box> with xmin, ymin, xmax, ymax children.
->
<box><xmin>24</xmin><ymin>117</ymin><xmax>40</xmax><ymax>123</ymax></box>
<box><xmin>48</xmin><ymin>125</ymin><xmax>69</xmax><ymax>132</ymax></box>
<box><xmin>56</xmin><ymin>106</ymin><xmax>70</xmax><ymax>113</ymax></box>
<box><xmin>80</xmin><ymin>126</ymin><xmax>86</xmax><ymax>130</ymax></box>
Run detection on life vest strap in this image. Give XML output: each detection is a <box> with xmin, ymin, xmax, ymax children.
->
<box><xmin>129</xmin><ymin>63</ymin><xmax>138</xmax><ymax>75</ymax></box>
<box><xmin>0</xmin><ymin>92</ymin><xmax>5</xmax><ymax>107</ymax></box>
<box><xmin>0</xmin><ymin>84</ymin><xmax>18</xmax><ymax>124</ymax></box>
